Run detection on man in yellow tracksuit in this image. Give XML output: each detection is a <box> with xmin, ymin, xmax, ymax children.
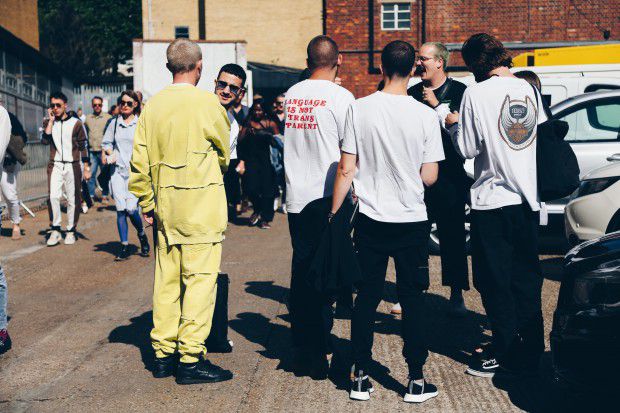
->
<box><xmin>129</xmin><ymin>38</ymin><xmax>232</xmax><ymax>385</ymax></box>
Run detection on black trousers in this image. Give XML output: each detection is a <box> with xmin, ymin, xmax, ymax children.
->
<box><xmin>471</xmin><ymin>204</ymin><xmax>544</xmax><ymax>368</ymax></box>
<box><xmin>249</xmin><ymin>194</ymin><xmax>275</xmax><ymax>223</ymax></box>
<box><xmin>351</xmin><ymin>214</ymin><xmax>430</xmax><ymax>379</ymax></box>
<box><xmin>288</xmin><ymin>197</ymin><xmax>333</xmax><ymax>355</ymax></box>
<box><xmin>224</xmin><ymin>159</ymin><xmax>242</xmax><ymax>207</ymax></box>
<box><xmin>426</xmin><ymin>176</ymin><xmax>469</xmax><ymax>290</ymax></box>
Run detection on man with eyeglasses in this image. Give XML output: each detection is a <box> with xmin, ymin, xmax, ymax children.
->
<box><xmin>42</xmin><ymin>91</ymin><xmax>90</xmax><ymax>246</ymax></box>
<box><xmin>215</xmin><ymin>63</ymin><xmax>247</xmax><ymax>221</ymax></box>
<box><xmin>407</xmin><ymin>42</ymin><xmax>470</xmax><ymax>315</ymax></box>
<box><xmin>84</xmin><ymin>96</ymin><xmax>111</xmax><ymax>203</ymax></box>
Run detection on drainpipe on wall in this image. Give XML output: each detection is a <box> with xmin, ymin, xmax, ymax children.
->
<box><xmin>198</xmin><ymin>0</ymin><xmax>206</xmax><ymax>40</ymax></box>
<box><xmin>368</xmin><ymin>0</ymin><xmax>381</xmax><ymax>74</ymax></box>
<box><xmin>420</xmin><ymin>0</ymin><xmax>426</xmax><ymax>44</ymax></box>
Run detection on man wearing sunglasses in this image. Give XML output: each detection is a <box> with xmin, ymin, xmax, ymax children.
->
<box><xmin>215</xmin><ymin>64</ymin><xmax>246</xmax><ymax>221</ymax></box>
<box><xmin>42</xmin><ymin>92</ymin><xmax>90</xmax><ymax>246</ymax></box>
<box><xmin>84</xmin><ymin>96</ymin><xmax>111</xmax><ymax>203</ymax></box>
<box><xmin>407</xmin><ymin>42</ymin><xmax>470</xmax><ymax>316</ymax></box>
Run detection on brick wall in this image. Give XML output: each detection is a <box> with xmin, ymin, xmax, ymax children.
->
<box><xmin>0</xmin><ymin>0</ymin><xmax>39</xmax><ymax>50</ymax></box>
<box><xmin>327</xmin><ymin>0</ymin><xmax>620</xmax><ymax>98</ymax></box>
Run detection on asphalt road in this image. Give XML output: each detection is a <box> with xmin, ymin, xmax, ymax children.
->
<box><xmin>0</xmin><ymin>205</ymin><xmax>599</xmax><ymax>412</ymax></box>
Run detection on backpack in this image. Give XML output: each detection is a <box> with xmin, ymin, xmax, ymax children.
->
<box><xmin>531</xmin><ymin>85</ymin><xmax>580</xmax><ymax>201</ymax></box>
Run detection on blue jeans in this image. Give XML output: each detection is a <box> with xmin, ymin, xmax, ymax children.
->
<box><xmin>88</xmin><ymin>152</ymin><xmax>110</xmax><ymax>197</ymax></box>
<box><xmin>0</xmin><ymin>266</ymin><xmax>7</xmax><ymax>330</ymax></box>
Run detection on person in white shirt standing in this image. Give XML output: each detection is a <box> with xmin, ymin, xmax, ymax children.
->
<box><xmin>331</xmin><ymin>40</ymin><xmax>444</xmax><ymax>403</ymax></box>
<box><xmin>448</xmin><ymin>33</ymin><xmax>547</xmax><ymax>379</ymax></box>
<box><xmin>283</xmin><ymin>35</ymin><xmax>354</xmax><ymax>379</ymax></box>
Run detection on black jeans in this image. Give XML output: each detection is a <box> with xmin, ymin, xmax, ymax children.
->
<box><xmin>351</xmin><ymin>214</ymin><xmax>430</xmax><ymax>379</ymax></box>
<box><xmin>426</xmin><ymin>175</ymin><xmax>469</xmax><ymax>290</ymax></box>
<box><xmin>288</xmin><ymin>197</ymin><xmax>333</xmax><ymax>355</ymax></box>
<box><xmin>471</xmin><ymin>204</ymin><xmax>544</xmax><ymax>368</ymax></box>
<box><xmin>224</xmin><ymin>159</ymin><xmax>242</xmax><ymax>207</ymax></box>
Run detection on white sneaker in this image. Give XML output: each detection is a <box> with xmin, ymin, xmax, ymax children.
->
<box><xmin>81</xmin><ymin>202</ymin><xmax>89</xmax><ymax>214</ymax></box>
<box><xmin>47</xmin><ymin>230</ymin><xmax>62</xmax><ymax>246</ymax></box>
<box><xmin>64</xmin><ymin>231</ymin><xmax>76</xmax><ymax>245</ymax></box>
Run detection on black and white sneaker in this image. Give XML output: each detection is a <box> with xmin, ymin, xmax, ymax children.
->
<box><xmin>349</xmin><ymin>369</ymin><xmax>375</xmax><ymax>401</ymax></box>
<box><xmin>403</xmin><ymin>379</ymin><xmax>438</xmax><ymax>403</ymax></box>
<box><xmin>466</xmin><ymin>357</ymin><xmax>499</xmax><ymax>378</ymax></box>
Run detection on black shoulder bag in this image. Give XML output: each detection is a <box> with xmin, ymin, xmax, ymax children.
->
<box><xmin>531</xmin><ymin>85</ymin><xmax>580</xmax><ymax>201</ymax></box>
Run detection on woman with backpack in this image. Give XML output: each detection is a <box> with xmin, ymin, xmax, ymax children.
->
<box><xmin>101</xmin><ymin>90</ymin><xmax>150</xmax><ymax>261</ymax></box>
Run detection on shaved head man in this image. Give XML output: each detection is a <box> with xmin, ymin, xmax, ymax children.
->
<box><xmin>283</xmin><ymin>35</ymin><xmax>354</xmax><ymax>378</ymax></box>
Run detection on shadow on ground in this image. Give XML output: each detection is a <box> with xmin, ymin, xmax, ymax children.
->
<box><xmin>109</xmin><ymin>311</ymin><xmax>155</xmax><ymax>373</ymax></box>
<box><xmin>94</xmin><ymin>241</ymin><xmax>138</xmax><ymax>258</ymax></box>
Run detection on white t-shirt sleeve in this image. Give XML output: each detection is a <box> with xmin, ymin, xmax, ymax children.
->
<box><xmin>454</xmin><ymin>92</ymin><xmax>482</xmax><ymax>159</ymax></box>
<box><xmin>0</xmin><ymin>106</ymin><xmax>10</xmax><ymax>163</ymax></box>
<box><xmin>423</xmin><ymin>113</ymin><xmax>445</xmax><ymax>163</ymax></box>
<box><xmin>340</xmin><ymin>104</ymin><xmax>357</xmax><ymax>155</ymax></box>
<box><xmin>335</xmin><ymin>91</ymin><xmax>355</xmax><ymax>145</ymax></box>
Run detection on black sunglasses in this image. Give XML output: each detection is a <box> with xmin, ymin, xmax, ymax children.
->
<box><xmin>50</xmin><ymin>103</ymin><xmax>63</xmax><ymax>109</ymax></box>
<box><xmin>120</xmin><ymin>100</ymin><xmax>134</xmax><ymax>107</ymax></box>
<box><xmin>216</xmin><ymin>80</ymin><xmax>243</xmax><ymax>96</ymax></box>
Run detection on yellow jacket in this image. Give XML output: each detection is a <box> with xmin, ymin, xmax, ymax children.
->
<box><xmin>129</xmin><ymin>84</ymin><xmax>230</xmax><ymax>246</ymax></box>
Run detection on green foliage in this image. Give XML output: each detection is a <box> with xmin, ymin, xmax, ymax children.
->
<box><xmin>38</xmin><ymin>0</ymin><xmax>141</xmax><ymax>78</ymax></box>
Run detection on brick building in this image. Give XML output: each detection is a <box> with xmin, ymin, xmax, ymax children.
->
<box><xmin>325</xmin><ymin>0</ymin><xmax>620</xmax><ymax>97</ymax></box>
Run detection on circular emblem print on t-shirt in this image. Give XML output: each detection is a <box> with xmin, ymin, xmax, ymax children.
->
<box><xmin>498</xmin><ymin>95</ymin><xmax>537</xmax><ymax>150</ymax></box>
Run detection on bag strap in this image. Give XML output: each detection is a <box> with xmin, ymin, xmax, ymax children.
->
<box><xmin>434</xmin><ymin>78</ymin><xmax>453</xmax><ymax>103</ymax></box>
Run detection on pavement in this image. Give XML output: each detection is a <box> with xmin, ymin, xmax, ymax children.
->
<box><xmin>0</xmin><ymin>204</ymin><xmax>597</xmax><ymax>412</ymax></box>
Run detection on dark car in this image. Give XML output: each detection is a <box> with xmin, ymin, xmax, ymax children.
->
<box><xmin>550</xmin><ymin>231</ymin><xmax>620</xmax><ymax>390</ymax></box>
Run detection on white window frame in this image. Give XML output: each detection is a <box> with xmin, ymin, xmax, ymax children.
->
<box><xmin>381</xmin><ymin>3</ymin><xmax>412</xmax><ymax>31</ymax></box>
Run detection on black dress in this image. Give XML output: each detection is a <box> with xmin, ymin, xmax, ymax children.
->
<box><xmin>238</xmin><ymin>123</ymin><xmax>276</xmax><ymax>223</ymax></box>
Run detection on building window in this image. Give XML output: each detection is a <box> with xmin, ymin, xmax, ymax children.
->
<box><xmin>381</xmin><ymin>3</ymin><xmax>411</xmax><ymax>31</ymax></box>
<box><xmin>175</xmin><ymin>26</ymin><xmax>189</xmax><ymax>39</ymax></box>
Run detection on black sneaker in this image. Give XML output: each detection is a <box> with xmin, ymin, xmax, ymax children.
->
<box><xmin>175</xmin><ymin>358</ymin><xmax>233</xmax><ymax>385</ymax></box>
<box><xmin>349</xmin><ymin>368</ymin><xmax>375</xmax><ymax>401</ymax></box>
<box><xmin>0</xmin><ymin>330</ymin><xmax>12</xmax><ymax>355</ymax></box>
<box><xmin>115</xmin><ymin>244</ymin><xmax>130</xmax><ymax>261</ymax></box>
<box><xmin>138</xmin><ymin>233</ymin><xmax>150</xmax><ymax>257</ymax></box>
<box><xmin>152</xmin><ymin>354</ymin><xmax>176</xmax><ymax>378</ymax></box>
<box><xmin>403</xmin><ymin>379</ymin><xmax>438</xmax><ymax>403</ymax></box>
<box><xmin>466</xmin><ymin>357</ymin><xmax>499</xmax><ymax>378</ymax></box>
<box><xmin>249</xmin><ymin>213</ymin><xmax>260</xmax><ymax>226</ymax></box>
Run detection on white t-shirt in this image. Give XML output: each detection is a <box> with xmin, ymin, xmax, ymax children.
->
<box><xmin>229</xmin><ymin>117</ymin><xmax>239</xmax><ymax>160</ymax></box>
<box><xmin>341</xmin><ymin>91</ymin><xmax>444</xmax><ymax>223</ymax></box>
<box><xmin>283</xmin><ymin>79</ymin><xmax>355</xmax><ymax>213</ymax></box>
<box><xmin>451</xmin><ymin>76</ymin><xmax>547</xmax><ymax>212</ymax></box>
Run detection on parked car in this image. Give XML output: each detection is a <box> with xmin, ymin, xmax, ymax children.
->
<box><xmin>430</xmin><ymin>89</ymin><xmax>620</xmax><ymax>253</ymax></box>
<box><xmin>565</xmin><ymin>161</ymin><xmax>620</xmax><ymax>245</ymax></box>
<box><xmin>550</xmin><ymin>231</ymin><xmax>620</xmax><ymax>390</ymax></box>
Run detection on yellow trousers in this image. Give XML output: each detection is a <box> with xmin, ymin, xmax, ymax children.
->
<box><xmin>151</xmin><ymin>240</ymin><xmax>221</xmax><ymax>363</ymax></box>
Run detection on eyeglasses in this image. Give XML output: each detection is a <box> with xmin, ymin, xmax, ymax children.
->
<box><xmin>50</xmin><ymin>103</ymin><xmax>63</xmax><ymax>109</ymax></box>
<box><xmin>216</xmin><ymin>80</ymin><xmax>243</xmax><ymax>96</ymax></box>
<box><xmin>276</xmin><ymin>101</ymin><xmax>284</xmax><ymax>106</ymax></box>
<box><xmin>417</xmin><ymin>56</ymin><xmax>435</xmax><ymax>62</ymax></box>
<box><xmin>120</xmin><ymin>100</ymin><xmax>134</xmax><ymax>107</ymax></box>
<box><xmin>92</xmin><ymin>103</ymin><xmax>102</xmax><ymax>107</ymax></box>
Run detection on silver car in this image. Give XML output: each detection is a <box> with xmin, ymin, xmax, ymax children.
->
<box><xmin>430</xmin><ymin>89</ymin><xmax>620</xmax><ymax>253</ymax></box>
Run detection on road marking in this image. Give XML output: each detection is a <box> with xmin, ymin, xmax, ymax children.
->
<box><xmin>3</xmin><ymin>244</ymin><xmax>45</xmax><ymax>262</ymax></box>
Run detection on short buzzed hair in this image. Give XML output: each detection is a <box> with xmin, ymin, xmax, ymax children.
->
<box><xmin>423</xmin><ymin>42</ymin><xmax>450</xmax><ymax>70</ymax></box>
<box><xmin>166</xmin><ymin>38</ymin><xmax>202</xmax><ymax>75</ymax></box>
<box><xmin>381</xmin><ymin>41</ymin><xmax>416</xmax><ymax>78</ymax></box>
<box><xmin>307</xmin><ymin>35</ymin><xmax>339</xmax><ymax>71</ymax></box>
